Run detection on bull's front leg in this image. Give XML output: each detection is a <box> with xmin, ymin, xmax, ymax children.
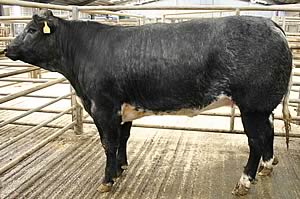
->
<box><xmin>92</xmin><ymin>110</ymin><xmax>121</xmax><ymax>193</ymax></box>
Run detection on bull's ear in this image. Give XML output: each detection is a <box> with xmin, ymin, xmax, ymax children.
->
<box><xmin>33</xmin><ymin>14</ymin><xmax>57</xmax><ymax>35</ymax></box>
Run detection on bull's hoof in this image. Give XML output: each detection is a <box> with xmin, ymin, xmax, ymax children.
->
<box><xmin>258</xmin><ymin>167</ymin><xmax>273</xmax><ymax>176</ymax></box>
<box><xmin>232</xmin><ymin>182</ymin><xmax>250</xmax><ymax>196</ymax></box>
<box><xmin>258</xmin><ymin>156</ymin><xmax>278</xmax><ymax>176</ymax></box>
<box><xmin>97</xmin><ymin>182</ymin><xmax>113</xmax><ymax>193</ymax></box>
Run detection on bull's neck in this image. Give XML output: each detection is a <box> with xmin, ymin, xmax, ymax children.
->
<box><xmin>56</xmin><ymin>19</ymin><xmax>111</xmax><ymax>96</ymax></box>
<box><xmin>53</xmin><ymin>20</ymin><xmax>82</xmax><ymax>95</ymax></box>
<box><xmin>57</xmin><ymin>20</ymin><xmax>82</xmax><ymax>78</ymax></box>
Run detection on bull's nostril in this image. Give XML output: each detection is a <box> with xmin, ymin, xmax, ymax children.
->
<box><xmin>4</xmin><ymin>48</ymin><xmax>7</xmax><ymax>52</ymax></box>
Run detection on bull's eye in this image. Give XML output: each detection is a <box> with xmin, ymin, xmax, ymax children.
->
<box><xmin>27</xmin><ymin>28</ymin><xmax>37</xmax><ymax>34</ymax></box>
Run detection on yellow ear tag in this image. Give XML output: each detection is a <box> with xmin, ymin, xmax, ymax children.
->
<box><xmin>43</xmin><ymin>21</ymin><xmax>51</xmax><ymax>34</ymax></box>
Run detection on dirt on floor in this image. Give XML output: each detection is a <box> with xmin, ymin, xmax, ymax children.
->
<box><xmin>0</xmin><ymin>124</ymin><xmax>299</xmax><ymax>199</ymax></box>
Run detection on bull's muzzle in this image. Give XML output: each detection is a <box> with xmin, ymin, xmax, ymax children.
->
<box><xmin>4</xmin><ymin>45</ymin><xmax>19</xmax><ymax>61</ymax></box>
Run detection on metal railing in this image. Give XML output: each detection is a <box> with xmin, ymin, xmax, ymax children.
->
<box><xmin>0</xmin><ymin>1</ymin><xmax>299</xmax><ymax>157</ymax></box>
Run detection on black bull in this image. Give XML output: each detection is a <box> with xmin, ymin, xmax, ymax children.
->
<box><xmin>5</xmin><ymin>10</ymin><xmax>292</xmax><ymax>196</ymax></box>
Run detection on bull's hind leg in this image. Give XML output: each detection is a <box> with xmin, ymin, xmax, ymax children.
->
<box><xmin>258</xmin><ymin>114</ymin><xmax>279</xmax><ymax>176</ymax></box>
<box><xmin>116</xmin><ymin>122</ymin><xmax>132</xmax><ymax>177</ymax></box>
<box><xmin>232</xmin><ymin>111</ymin><xmax>273</xmax><ymax>196</ymax></box>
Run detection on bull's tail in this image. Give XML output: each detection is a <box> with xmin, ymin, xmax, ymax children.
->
<box><xmin>282</xmin><ymin>69</ymin><xmax>293</xmax><ymax>149</ymax></box>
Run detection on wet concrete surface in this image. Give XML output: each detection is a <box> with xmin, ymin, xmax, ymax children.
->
<box><xmin>0</xmin><ymin>124</ymin><xmax>299</xmax><ymax>199</ymax></box>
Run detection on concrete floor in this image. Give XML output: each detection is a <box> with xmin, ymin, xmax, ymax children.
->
<box><xmin>0</xmin><ymin>124</ymin><xmax>299</xmax><ymax>199</ymax></box>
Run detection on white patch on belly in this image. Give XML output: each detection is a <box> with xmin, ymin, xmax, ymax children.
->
<box><xmin>120</xmin><ymin>95</ymin><xmax>233</xmax><ymax>122</ymax></box>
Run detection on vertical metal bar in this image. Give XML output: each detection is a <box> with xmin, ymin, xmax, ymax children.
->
<box><xmin>29</xmin><ymin>69</ymin><xmax>41</xmax><ymax>78</ymax></box>
<box><xmin>230</xmin><ymin>104</ymin><xmax>235</xmax><ymax>131</ymax></box>
<box><xmin>37</xmin><ymin>69</ymin><xmax>42</xmax><ymax>78</ymax></box>
<box><xmin>162</xmin><ymin>14</ymin><xmax>166</xmax><ymax>23</ymax></box>
<box><xmin>72</xmin><ymin>6</ymin><xmax>79</xmax><ymax>20</ymax></box>
<box><xmin>235</xmin><ymin>8</ymin><xmax>240</xmax><ymax>16</ymax></box>
<box><xmin>137</xmin><ymin>18</ymin><xmax>141</xmax><ymax>26</ymax></box>
<box><xmin>10</xmin><ymin>23</ymin><xmax>15</xmax><ymax>37</ymax></box>
<box><xmin>290</xmin><ymin>13</ymin><xmax>300</xmax><ymax>123</ymax></box>
<box><xmin>297</xmin><ymin>85</ymin><xmax>300</xmax><ymax>124</ymax></box>
<box><xmin>139</xmin><ymin>17</ymin><xmax>145</xmax><ymax>26</ymax></box>
<box><xmin>71</xmin><ymin>6</ymin><xmax>83</xmax><ymax>134</ymax></box>
<box><xmin>282</xmin><ymin>14</ymin><xmax>286</xmax><ymax>31</ymax></box>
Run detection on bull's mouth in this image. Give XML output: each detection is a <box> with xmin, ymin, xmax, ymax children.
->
<box><xmin>5</xmin><ymin>53</ymin><xmax>19</xmax><ymax>61</ymax></box>
<box><xmin>4</xmin><ymin>49</ymin><xmax>19</xmax><ymax>61</ymax></box>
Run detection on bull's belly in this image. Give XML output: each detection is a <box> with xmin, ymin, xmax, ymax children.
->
<box><xmin>120</xmin><ymin>95</ymin><xmax>233</xmax><ymax>122</ymax></box>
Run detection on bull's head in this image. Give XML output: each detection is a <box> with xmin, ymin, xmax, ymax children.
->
<box><xmin>5</xmin><ymin>10</ymin><xmax>60</xmax><ymax>71</ymax></box>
